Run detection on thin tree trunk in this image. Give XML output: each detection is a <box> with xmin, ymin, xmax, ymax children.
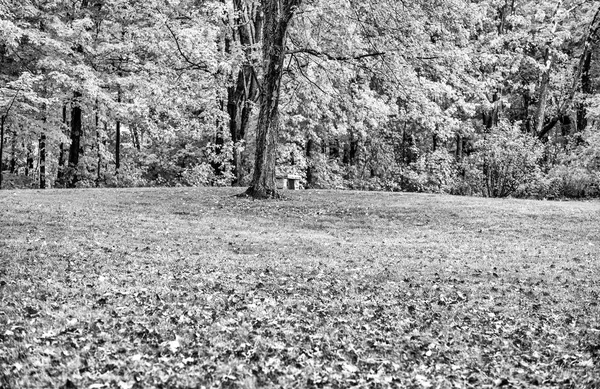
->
<box><xmin>26</xmin><ymin>143</ymin><xmax>33</xmax><ymax>177</ymax></box>
<box><xmin>96</xmin><ymin>101</ymin><xmax>102</xmax><ymax>186</ymax></box>
<box><xmin>103</xmin><ymin>121</ymin><xmax>108</xmax><ymax>173</ymax></box>
<box><xmin>523</xmin><ymin>91</ymin><xmax>531</xmax><ymax>133</ymax></box>
<box><xmin>1</xmin><ymin>88</ymin><xmax>22</xmax><ymax>188</ymax></box>
<box><xmin>68</xmin><ymin>92</ymin><xmax>83</xmax><ymax>187</ymax></box>
<box><xmin>0</xmin><ymin>116</ymin><xmax>5</xmax><ymax>189</ymax></box>
<box><xmin>534</xmin><ymin>1</ymin><xmax>562</xmax><ymax>138</ymax></box>
<box><xmin>116</xmin><ymin>89</ymin><xmax>121</xmax><ymax>176</ymax></box>
<box><xmin>9</xmin><ymin>128</ymin><xmax>16</xmax><ymax>173</ymax></box>
<box><xmin>349</xmin><ymin>132</ymin><xmax>358</xmax><ymax>166</ymax></box>
<box><xmin>577</xmin><ymin>50</ymin><xmax>593</xmax><ymax>132</ymax></box>
<box><xmin>245</xmin><ymin>0</ymin><xmax>302</xmax><ymax>198</ymax></box>
<box><xmin>534</xmin><ymin>48</ymin><xmax>552</xmax><ymax>137</ymax></box>
<box><xmin>132</xmin><ymin>125</ymin><xmax>141</xmax><ymax>151</ymax></box>
<box><xmin>456</xmin><ymin>134</ymin><xmax>463</xmax><ymax>161</ymax></box>
<box><xmin>39</xmin><ymin>132</ymin><xmax>46</xmax><ymax>189</ymax></box>
<box><xmin>212</xmin><ymin>99</ymin><xmax>226</xmax><ymax>176</ymax></box>
<box><xmin>57</xmin><ymin>104</ymin><xmax>67</xmax><ymax>184</ymax></box>
<box><xmin>306</xmin><ymin>137</ymin><xmax>314</xmax><ymax>187</ymax></box>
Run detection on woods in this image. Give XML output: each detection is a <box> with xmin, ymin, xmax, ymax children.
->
<box><xmin>1</xmin><ymin>0</ymin><xmax>600</xmax><ymax>198</ymax></box>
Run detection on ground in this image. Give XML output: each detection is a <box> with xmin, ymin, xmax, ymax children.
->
<box><xmin>0</xmin><ymin>187</ymin><xmax>599</xmax><ymax>388</ymax></box>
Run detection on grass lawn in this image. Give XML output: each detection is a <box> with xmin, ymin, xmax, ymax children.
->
<box><xmin>1</xmin><ymin>187</ymin><xmax>599</xmax><ymax>388</ymax></box>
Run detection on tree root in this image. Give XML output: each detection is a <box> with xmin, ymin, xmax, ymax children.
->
<box><xmin>237</xmin><ymin>186</ymin><xmax>285</xmax><ymax>200</ymax></box>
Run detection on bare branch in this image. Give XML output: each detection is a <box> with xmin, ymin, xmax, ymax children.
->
<box><xmin>290</xmin><ymin>53</ymin><xmax>329</xmax><ymax>96</ymax></box>
<box><xmin>165</xmin><ymin>23</ymin><xmax>210</xmax><ymax>72</ymax></box>
<box><xmin>2</xmin><ymin>84</ymin><xmax>23</xmax><ymax>119</ymax></box>
<box><xmin>286</xmin><ymin>48</ymin><xmax>386</xmax><ymax>61</ymax></box>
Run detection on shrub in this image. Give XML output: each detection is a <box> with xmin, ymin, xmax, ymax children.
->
<box><xmin>181</xmin><ymin>162</ymin><xmax>234</xmax><ymax>187</ymax></box>
<box><xmin>305</xmin><ymin>154</ymin><xmax>346</xmax><ymax>189</ymax></box>
<box><xmin>403</xmin><ymin>150</ymin><xmax>458</xmax><ymax>193</ymax></box>
<box><xmin>463</xmin><ymin>122</ymin><xmax>543</xmax><ymax>197</ymax></box>
<box><xmin>0</xmin><ymin>172</ymin><xmax>36</xmax><ymax>189</ymax></box>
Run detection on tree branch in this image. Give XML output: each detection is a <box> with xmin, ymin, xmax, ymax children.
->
<box><xmin>290</xmin><ymin>53</ymin><xmax>329</xmax><ymax>95</ymax></box>
<box><xmin>165</xmin><ymin>23</ymin><xmax>210</xmax><ymax>72</ymax></box>
<box><xmin>2</xmin><ymin>84</ymin><xmax>23</xmax><ymax>119</ymax></box>
<box><xmin>537</xmin><ymin>116</ymin><xmax>560</xmax><ymax>140</ymax></box>
<box><xmin>286</xmin><ymin>48</ymin><xmax>386</xmax><ymax>61</ymax></box>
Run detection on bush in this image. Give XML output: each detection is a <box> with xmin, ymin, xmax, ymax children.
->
<box><xmin>517</xmin><ymin>130</ymin><xmax>600</xmax><ymax>199</ymax></box>
<box><xmin>548</xmin><ymin>166</ymin><xmax>599</xmax><ymax>198</ymax></box>
<box><xmin>402</xmin><ymin>150</ymin><xmax>458</xmax><ymax>193</ymax></box>
<box><xmin>181</xmin><ymin>162</ymin><xmax>234</xmax><ymax>187</ymax></box>
<box><xmin>305</xmin><ymin>154</ymin><xmax>346</xmax><ymax>189</ymax></box>
<box><xmin>0</xmin><ymin>172</ymin><xmax>36</xmax><ymax>189</ymax></box>
<box><xmin>463</xmin><ymin>122</ymin><xmax>543</xmax><ymax>197</ymax></box>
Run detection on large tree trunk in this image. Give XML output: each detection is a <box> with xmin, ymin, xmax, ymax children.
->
<box><xmin>68</xmin><ymin>92</ymin><xmax>83</xmax><ymax>187</ymax></box>
<box><xmin>225</xmin><ymin>0</ymin><xmax>262</xmax><ymax>185</ymax></box>
<box><xmin>228</xmin><ymin>66</ymin><xmax>258</xmax><ymax>184</ymax></box>
<box><xmin>244</xmin><ymin>0</ymin><xmax>301</xmax><ymax>198</ymax></box>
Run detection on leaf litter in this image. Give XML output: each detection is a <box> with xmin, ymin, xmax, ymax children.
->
<box><xmin>0</xmin><ymin>187</ymin><xmax>599</xmax><ymax>388</ymax></box>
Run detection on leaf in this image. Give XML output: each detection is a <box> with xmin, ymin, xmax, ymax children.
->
<box><xmin>167</xmin><ymin>335</ymin><xmax>181</xmax><ymax>353</ymax></box>
<box><xmin>117</xmin><ymin>382</ymin><xmax>134</xmax><ymax>389</ymax></box>
<box><xmin>415</xmin><ymin>374</ymin><xmax>432</xmax><ymax>388</ymax></box>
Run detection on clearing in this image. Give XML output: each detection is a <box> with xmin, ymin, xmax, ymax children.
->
<box><xmin>0</xmin><ymin>188</ymin><xmax>599</xmax><ymax>388</ymax></box>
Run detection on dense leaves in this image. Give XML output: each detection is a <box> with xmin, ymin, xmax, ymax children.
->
<box><xmin>1</xmin><ymin>0</ymin><xmax>599</xmax><ymax>196</ymax></box>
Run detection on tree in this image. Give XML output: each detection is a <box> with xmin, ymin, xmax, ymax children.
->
<box><xmin>0</xmin><ymin>91</ymin><xmax>19</xmax><ymax>189</ymax></box>
<box><xmin>244</xmin><ymin>0</ymin><xmax>303</xmax><ymax>198</ymax></box>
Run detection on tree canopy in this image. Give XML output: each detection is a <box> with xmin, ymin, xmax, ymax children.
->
<box><xmin>1</xmin><ymin>0</ymin><xmax>599</xmax><ymax>198</ymax></box>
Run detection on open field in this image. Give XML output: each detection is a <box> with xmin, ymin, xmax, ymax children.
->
<box><xmin>1</xmin><ymin>188</ymin><xmax>599</xmax><ymax>388</ymax></box>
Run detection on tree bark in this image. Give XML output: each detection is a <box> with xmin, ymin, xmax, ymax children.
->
<box><xmin>132</xmin><ymin>125</ymin><xmax>141</xmax><ymax>151</ymax></box>
<box><xmin>534</xmin><ymin>1</ymin><xmax>562</xmax><ymax>138</ymax></box>
<box><xmin>96</xmin><ymin>101</ymin><xmax>102</xmax><ymax>186</ymax></box>
<box><xmin>576</xmin><ymin>50</ymin><xmax>592</xmax><ymax>132</ymax></box>
<box><xmin>228</xmin><ymin>66</ymin><xmax>258</xmax><ymax>184</ymax></box>
<box><xmin>68</xmin><ymin>92</ymin><xmax>83</xmax><ymax>187</ymax></box>
<box><xmin>1</xmin><ymin>88</ymin><xmax>22</xmax><ymax>189</ymax></box>
<box><xmin>455</xmin><ymin>134</ymin><xmax>463</xmax><ymax>161</ymax></box>
<box><xmin>57</xmin><ymin>104</ymin><xmax>67</xmax><ymax>185</ymax></box>
<box><xmin>0</xmin><ymin>116</ymin><xmax>5</xmax><ymax>189</ymax></box>
<box><xmin>534</xmin><ymin>48</ymin><xmax>552</xmax><ymax>137</ymax></box>
<box><xmin>226</xmin><ymin>0</ymin><xmax>262</xmax><ymax>185</ymax></box>
<box><xmin>537</xmin><ymin>3</ymin><xmax>600</xmax><ymax>140</ymax></box>
<box><xmin>39</xmin><ymin>132</ymin><xmax>46</xmax><ymax>189</ymax></box>
<box><xmin>115</xmin><ymin>89</ymin><xmax>121</xmax><ymax>175</ymax></box>
<box><xmin>25</xmin><ymin>143</ymin><xmax>33</xmax><ymax>177</ymax></box>
<box><xmin>244</xmin><ymin>0</ymin><xmax>302</xmax><ymax>198</ymax></box>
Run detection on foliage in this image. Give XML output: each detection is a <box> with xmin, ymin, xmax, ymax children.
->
<box><xmin>535</xmin><ymin>131</ymin><xmax>600</xmax><ymax>198</ymax></box>
<box><xmin>0</xmin><ymin>0</ymin><xmax>599</xmax><ymax>197</ymax></box>
<box><xmin>405</xmin><ymin>150</ymin><xmax>459</xmax><ymax>193</ymax></box>
<box><xmin>462</xmin><ymin>122</ymin><xmax>543</xmax><ymax>197</ymax></box>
